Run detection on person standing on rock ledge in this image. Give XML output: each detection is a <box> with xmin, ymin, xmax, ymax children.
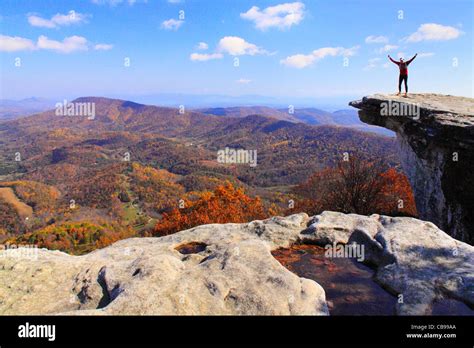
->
<box><xmin>388</xmin><ymin>53</ymin><xmax>417</xmax><ymax>97</ymax></box>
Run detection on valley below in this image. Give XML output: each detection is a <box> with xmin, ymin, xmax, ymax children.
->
<box><xmin>0</xmin><ymin>97</ymin><xmax>401</xmax><ymax>247</ymax></box>
<box><xmin>0</xmin><ymin>94</ymin><xmax>472</xmax><ymax>316</ymax></box>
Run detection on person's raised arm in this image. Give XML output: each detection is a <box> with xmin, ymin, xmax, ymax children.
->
<box><xmin>406</xmin><ymin>53</ymin><xmax>418</xmax><ymax>64</ymax></box>
<box><xmin>388</xmin><ymin>55</ymin><xmax>399</xmax><ymax>65</ymax></box>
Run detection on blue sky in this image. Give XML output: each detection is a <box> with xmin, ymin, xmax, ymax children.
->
<box><xmin>1</xmin><ymin>0</ymin><xmax>472</xmax><ymax>105</ymax></box>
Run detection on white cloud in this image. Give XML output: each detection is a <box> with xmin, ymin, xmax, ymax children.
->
<box><xmin>377</xmin><ymin>44</ymin><xmax>398</xmax><ymax>54</ymax></box>
<box><xmin>364</xmin><ymin>57</ymin><xmax>381</xmax><ymax>70</ymax></box>
<box><xmin>52</xmin><ymin>11</ymin><xmax>88</xmax><ymax>26</ymax></box>
<box><xmin>405</xmin><ymin>23</ymin><xmax>463</xmax><ymax>42</ymax></box>
<box><xmin>196</xmin><ymin>42</ymin><xmax>208</xmax><ymax>50</ymax></box>
<box><xmin>365</xmin><ymin>35</ymin><xmax>388</xmax><ymax>44</ymax></box>
<box><xmin>190</xmin><ymin>52</ymin><xmax>223</xmax><ymax>61</ymax></box>
<box><xmin>418</xmin><ymin>52</ymin><xmax>435</xmax><ymax>58</ymax></box>
<box><xmin>28</xmin><ymin>15</ymin><xmax>56</xmax><ymax>28</ymax></box>
<box><xmin>280</xmin><ymin>46</ymin><xmax>359</xmax><ymax>68</ymax></box>
<box><xmin>280</xmin><ymin>54</ymin><xmax>316</xmax><ymax>69</ymax></box>
<box><xmin>217</xmin><ymin>36</ymin><xmax>265</xmax><ymax>56</ymax></box>
<box><xmin>397</xmin><ymin>52</ymin><xmax>405</xmax><ymax>59</ymax></box>
<box><xmin>37</xmin><ymin>35</ymin><xmax>88</xmax><ymax>53</ymax></box>
<box><xmin>94</xmin><ymin>43</ymin><xmax>113</xmax><ymax>50</ymax></box>
<box><xmin>28</xmin><ymin>11</ymin><xmax>89</xmax><ymax>28</ymax></box>
<box><xmin>0</xmin><ymin>35</ymin><xmax>35</xmax><ymax>52</ymax></box>
<box><xmin>236</xmin><ymin>78</ymin><xmax>252</xmax><ymax>84</ymax></box>
<box><xmin>190</xmin><ymin>37</ymin><xmax>266</xmax><ymax>62</ymax></box>
<box><xmin>312</xmin><ymin>46</ymin><xmax>359</xmax><ymax>59</ymax></box>
<box><xmin>161</xmin><ymin>18</ymin><xmax>184</xmax><ymax>30</ymax></box>
<box><xmin>240</xmin><ymin>2</ymin><xmax>305</xmax><ymax>30</ymax></box>
<box><xmin>0</xmin><ymin>34</ymin><xmax>111</xmax><ymax>53</ymax></box>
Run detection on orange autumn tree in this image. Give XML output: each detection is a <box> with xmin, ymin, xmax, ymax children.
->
<box><xmin>291</xmin><ymin>158</ymin><xmax>417</xmax><ymax>217</ymax></box>
<box><xmin>153</xmin><ymin>182</ymin><xmax>268</xmax><ymax>236</ymax></box>
<box><xmin>378</xmin><ymin>167</ymin><xmax>417</xmax><ymax>216</ymax></box>
<box><xmin>8</xmin><ymin>222</ymin><xmax>136</xmax><ymax>255</ymax></box>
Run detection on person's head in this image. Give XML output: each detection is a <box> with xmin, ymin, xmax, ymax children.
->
<box><xmin>400</xmin><ymin>58</ymin><xmax>404</xmax><ymax>63</ymax></box>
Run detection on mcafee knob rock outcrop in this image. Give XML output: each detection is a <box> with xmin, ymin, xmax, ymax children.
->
<box><xmin>1</xmin><ymin>212</ymin><xmax>473</xmax><ymax>315</ymax></box>
<box><xmin>350</xmin><ymin>94</ymin><xmax>474</xmax><ymax>244</ymax></box>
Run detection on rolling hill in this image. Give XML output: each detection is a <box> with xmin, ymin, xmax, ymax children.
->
<box><xmin>0</xmin><ymin>97</ymin><xmax>399</xmax><ymax>238</ymax></box>
<box><xmin>197</xmin><ymin>105</ymin><xmax>393</xmax><ymax>135</ymax></box>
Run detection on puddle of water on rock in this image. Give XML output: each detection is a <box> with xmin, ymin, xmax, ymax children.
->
<box><xmin>272</xmin><ymin>244</ymin><xmax>474</xmax><ymax>316</ymax></box>
<box><xmin>272</xmin><ymin>244</ymin><xmax>397</xmax><ymax>315</ymax></box>
<box><xmin>175</xmin><ymin>242</ymin><xmax>207</xmax><ymax>255</ymax></box>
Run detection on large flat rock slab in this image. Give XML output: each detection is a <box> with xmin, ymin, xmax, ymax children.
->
<box><xmin>308</xmin><ymin>212</ymin><xmax>474</xmax><ymax>315</ymax></box>
<box><xmin>350</xmin><ymin>93</ymin><xmax>474</xmax><ymax>145</ymax></box>
<box><xmin>1</xmin><ymin>211</ymin><xmax>473</xmax><ymax>315</ymax></box>
<box><xmin>0</xmin><ymin>214</ymin><xmax>328</xmax><ymax>315</ymax></box>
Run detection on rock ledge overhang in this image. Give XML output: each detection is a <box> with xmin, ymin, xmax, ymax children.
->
<box><xmin>350</xmin><ymin>93</ymin><xmax>474</xmax><ymax>244</ymax></box>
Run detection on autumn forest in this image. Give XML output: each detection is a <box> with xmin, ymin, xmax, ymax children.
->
<box><xmin>0</xmin><ymin>97</ymin><xmax>416</xmax><ymax>254</ymax></box>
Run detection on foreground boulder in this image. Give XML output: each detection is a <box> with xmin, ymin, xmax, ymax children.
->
<box><xmin>0</xmin><ymin>214</ymin><xmax>327</xmax><ymax>315</ymax></box>
<box><xmin>0</xmin><ymin>212</ymin><xmax>473</xmax><ymax>315</ymax></box>
<box><xmin>306</xmin><ymin>212</ymin><xmax>474</xmax><ymax>315</ymax></box>
<box><xmin>350</xmin><ymin>94</ymin><xmax>474</xmax><ymax>244</ymax></box>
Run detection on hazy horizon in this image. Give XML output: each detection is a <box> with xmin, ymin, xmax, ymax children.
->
<box><xmin>1</xmin><ymin>92</ymin><xmax>366</xmax><ymax>110</ymax></box>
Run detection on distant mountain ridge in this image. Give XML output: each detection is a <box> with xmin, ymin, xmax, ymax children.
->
<box><xmin>0</xmin><ymin>96</ymin><xmax>398</xmax><ymax>188</ymax></box>
<box><xmin>0</xmin><ymin>97</ymin><xmax>55</xmax><ymax>122</ymax></box>
<box><xmin>1</xmin><ymin>96</ymin><xmax>392</xmax><ymax>136</ymax></box>
<box><xmin>197</xmin><ymin>105</ymin><xmax>393</xmax><ymax>136</ymax></box>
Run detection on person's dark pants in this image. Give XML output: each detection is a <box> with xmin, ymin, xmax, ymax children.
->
<box><xmin>399</xmin><ymin>74</ymin><xmax>408</xmax><ymax>93</ymax></box>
